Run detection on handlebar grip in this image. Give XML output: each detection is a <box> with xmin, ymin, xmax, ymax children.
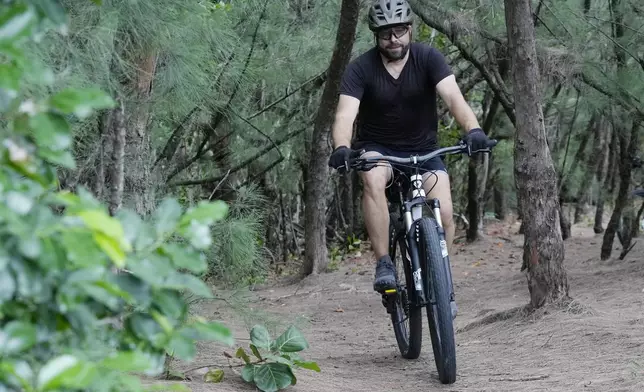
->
<box><xmin>486</xmin><ymin>139</ymin><xmax>498</xmax><ymax>148</ymax></box>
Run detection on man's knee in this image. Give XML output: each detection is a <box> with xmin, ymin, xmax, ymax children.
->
<box><xmin>359</xmin><ymin>152</ymin><xmax>390</xmax><ymax>196</ymax></box>
<box><xmin>361</xmin><ymin>170</ymin><xmax>388</xmax><ymax>195</ymax></box>
<box><xmin>423</xmin><ymin>170</ymin><xmax>453</xmax><ymax>225</ymax></box>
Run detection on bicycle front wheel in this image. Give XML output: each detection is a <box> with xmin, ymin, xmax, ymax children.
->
<box><xmin>416</xmin><ymin>217</ymin><xmax>456</xmax><ymax>384</ymax></box>
<box><xmin>389</xmin><ymin>212</ymin><xmax>422</xmax><ymax>359</ymax></box>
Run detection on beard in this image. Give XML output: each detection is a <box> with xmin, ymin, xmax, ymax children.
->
<box><xmin>377</xmin><ymin>42</ymin><xmax>410</xmax><ymax>61</ymax></box>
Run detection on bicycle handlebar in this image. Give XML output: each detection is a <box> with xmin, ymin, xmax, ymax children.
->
<box><xmin>347</xmin><ymin>139</ymin><xmax>498</xmax><ymax>171</ymax></box>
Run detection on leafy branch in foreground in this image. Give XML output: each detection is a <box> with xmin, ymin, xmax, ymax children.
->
<box><xmin>0</xmin><ymin>2</ymin><xmax>234</xmax><ymax>391</ymax></box>
<box><xmin>185</xmin><ymin>325</ymin><xmax>320</xmax><ymax>392</ymax></box>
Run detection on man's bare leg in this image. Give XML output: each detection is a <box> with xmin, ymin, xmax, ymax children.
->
<box><xmin>358</xmin><ymin>151</ymin><xmax>396</xmax><ymax>291</ymax></box>
<box><xmin>422</xmin><ymin>170</ymin><xmax>455</xmax><ymax>253</ymax></box>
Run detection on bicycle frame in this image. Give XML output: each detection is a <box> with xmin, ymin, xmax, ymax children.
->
<box><xmin>351</xmin><ymin>143</ymin><xmax>473</xmax><ymax>306</ymax></box>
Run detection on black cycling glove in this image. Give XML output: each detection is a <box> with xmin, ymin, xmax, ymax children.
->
<box><xmin>328</xmin><ymin>146</ymin><xmax>353</xmax><ymax>173</ymax></box>
<box><xmin>463</xmin><ymin>127</ymin><xmax>491</xmax><ymax>156</ymax></box>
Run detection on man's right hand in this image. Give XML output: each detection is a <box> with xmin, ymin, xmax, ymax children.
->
<box><xmin>328</xmin><ymin>146</ymin><xmax>353</xmax><ymax>173</ymax></box>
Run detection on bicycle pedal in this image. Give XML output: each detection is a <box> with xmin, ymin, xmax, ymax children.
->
<box><xmin>384</xmin><ymin>288</ymin><xmax>397</xmax><ymax>295</ymax></box>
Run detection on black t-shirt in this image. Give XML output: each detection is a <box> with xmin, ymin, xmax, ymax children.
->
<box><xmin>339</xmin><ymin>42</ymin><xmax>453</xmax><ymax>151</ymax></box>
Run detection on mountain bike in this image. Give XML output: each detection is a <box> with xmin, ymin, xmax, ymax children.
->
<box><xmin>345</xmin><ymin>139</ymin><xmax>497</xmax><ymax>384</ymax></box>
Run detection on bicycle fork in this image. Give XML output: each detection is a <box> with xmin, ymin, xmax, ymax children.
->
<box><xmin>402</xmin><ymin>175</ymin><xmax>456</xmax><ymax>311</ymax></box>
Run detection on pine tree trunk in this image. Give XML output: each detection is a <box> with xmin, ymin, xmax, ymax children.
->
<box><xmin>491</xmin><ymin>153</ymin><xmax>506</xmax><ymax>220</ymax></box>
<box><xmin>301</xmin><ymin>0</ymin><xmax>360</xmax><ymax>276</ymax></box>
<box><xmin>601</xmin><ymin>120</ymin><xmax>640</xmax><ymax>259</ymax></box>
<box><xmin>505</xmin><ymin>0</ymin><xmax>569</xmax><ymax>308</ymax></box>
<box><xmin>596</xmin><ymin>124</ymin><xmax>616</xmax><ymax>233</ymax></box>
<box><xmin>574</xmin><ymin>116</ymin><xmax>600</xmax><ymax>223</ymax></box>
<box><xmin>124</xmin><ymin>52</ymin><xmax>158</xmax><ymax>216</ymax></box>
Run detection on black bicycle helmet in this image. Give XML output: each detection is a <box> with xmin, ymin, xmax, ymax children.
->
<box><xmin>368</xmin><ymin>0</ymin><xmax>413</xmax><ymax>31</ymax></box>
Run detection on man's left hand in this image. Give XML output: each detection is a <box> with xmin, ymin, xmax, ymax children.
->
<box><xmin>463</xmin><ymin>128</ymin><xmax>491</xmax><ymax>156</ymax></box>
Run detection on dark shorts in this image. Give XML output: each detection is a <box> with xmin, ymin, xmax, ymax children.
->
<box><xmin>352</xmin><ymin>141</ymin><xmax>448</xmax><ymax>174</ymax></box>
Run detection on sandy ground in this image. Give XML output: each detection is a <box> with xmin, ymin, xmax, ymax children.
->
<box><xmin>166</xmin><ymin>218</ymin><xmax>644</xmax><ymax>392</ymax></box>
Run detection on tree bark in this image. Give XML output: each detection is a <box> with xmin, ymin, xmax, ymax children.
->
<box><xmin>108</xmin><ymin>100</ymin><xmax>126</xmax><ymax>216</ymax></box>
<box><xmin>505</xmin><ymin>0</ymin><xmax>569</xmax><ymax>308</ymax></box>
<box><xmin>574</xmin><ymin>115</ymin><xmax>599</xmax><ymax>223</ymax></box>
<box><xmin>301</xmin><ymin>0</ymin><xmax>360</xmax><ymax>276</ymax></box>
<box><xmin>601</xmin><ymin>120</ymin><xmax>640</xmax><ymax>259</ymax></box>
<box><xmin>124</xmin><ymin>52</ymin><xmax>158</xmax><ymax>216</ymax></box>
<box><xmin>595</xmin><ymin>124</ymin><xmax>616</xmax><ymax>233</ymax></box>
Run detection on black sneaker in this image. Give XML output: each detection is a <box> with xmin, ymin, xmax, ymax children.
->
<box><xmin>373</xmin><ymin>255</ymin><xmax>396</xmax><ymax>292</ymax></box>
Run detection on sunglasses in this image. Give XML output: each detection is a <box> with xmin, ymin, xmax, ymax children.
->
<box><xmin>376</xmin><ymin>25</ymin><xmax>410</xmax><ymax>40</ymax></box>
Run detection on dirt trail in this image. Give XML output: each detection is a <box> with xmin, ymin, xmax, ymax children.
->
<box><xmin>175</xmin><ymin>219</ymin><xmax>644</xmax><ymax>392</ymax></box>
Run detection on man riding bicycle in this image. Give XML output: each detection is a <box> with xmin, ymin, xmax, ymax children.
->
<box><xmin>328</xmin><ymin>0</ymin><xmax>492</xmax><ymax>295</ymax></box>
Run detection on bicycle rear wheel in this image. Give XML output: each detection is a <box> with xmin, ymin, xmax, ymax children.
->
<box><xmin>388</xmin><ymin>212</ymin><xmax>422</xmax><ymax>359</ymax></box>
<box><xmin>416</xmin><ymin>217</ymin><xmax>456</xmax><ymax>384</ymax></box>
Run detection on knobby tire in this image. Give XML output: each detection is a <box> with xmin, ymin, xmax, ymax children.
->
<box><xmin>389</xmin><ymin>212</ymin><xmax>422</xmax><ymax>359</ymax></box>
<box><xmin>416</xmin><ymin>217</ymin><xmax>457</xmax><ymax>384</ymax></box>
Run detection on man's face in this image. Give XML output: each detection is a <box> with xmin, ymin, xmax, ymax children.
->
<box><xmin>376</xmin><ymin>24</ymin><xmax>411</xmax><ymax>61</ymax></box>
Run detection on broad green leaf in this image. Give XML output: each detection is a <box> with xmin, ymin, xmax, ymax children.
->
<box><xmin>236</xmin><ymin>347</ymin><xmax>250</xmax><ymax>364</ymax></box>
<box><xmin>0</xmin><ymin>271</ymin><xmax>16</xmax><ymax>303</ymax></box>
<box><xmin>0</xmin><ymin>321</ymin><xmax>37</xmax><ymax>355</ymax></box>
<box><xmin>90</xmin><ymin>0</ymin><xmax>103</xmax><ymax>5</ymax></box>
<box><xmin>81</xmin><ymin>283</ymin><xmax>121</xmax><ymax>311</ymax></box>
<box><xmin>0</xmin><ymin>4</ymin><xmax>36</xmax><ymax>42</ymax></box>
<box><xmin>126</xmin><ymin>313</ymin><xmax>166</xmax><ymax>348</ymax></box>
<box><xmin>19</xmin><ymin>236</ymin><xmax>41</xmax><ymax>259</ymax></box>
<box><xmin>293</xmin><ymin>360</ymin><xmax>320</xmax><ymax>372</ymax></box>
<box><xmin>163</xmin><ymin>271</ymin><xmax>213</xmax><ymax>298</ymax></box>
<box><xmin>99</xmin><ymin>351</ymin><xmax>153</xmax><ymax>373</ymax></box>
<box><xmin>0</xmin><ymin>63</ymin><xmax>21</xmax><ymax>96</ymax></box>
<box><xmin>127</xmin><ymin>254</ymin><xmax>173</xmax><ymax>286</ymax></box>
<box><xmin>32</xmin><ymin>0</ymin><xmax>68</xmax><ymax>26</ymax></box>
<box><xmin>253</xmin><ymin>363</ymin><xmax>295</xmax><ymax>392</ymax></box>
<box><xmin>161</xmin><ymin>243</ymin><xmax>207</xmax><ymax>274</ymax></box>
<box><xmin>264</xmin><ymin>354</ymin><xmax>294</xmax><ymax>366</ymax></box>
<box><xmin>167</xmin><ymin>333</ymin><xmax>195</xmax><ymax>361</ymax></box>
<box><xmin>117</xmin><ymin>374</ymin><xmax>142</xmax><ymax>391</ymax></box>
<box><xmin>181</xmin><ymin>220</ymin><xmax>212</xmax><ymax>249</ymax></box>
<box><xmin>36</xmin><ymin>355</ymin><xmax>98</xmax><ymax>391</ymax></box>
<box><xmin>6</xmin><ymin>191</ymin><xmax>33</xmax><ymax>215</ymax></box>
<box><xmin>48</xmin><ymin>88</ymin><xmax>115</xmax><ymax>118</ymax></box>
<box><xmin>153</xmin><ymin>289</ymin><xmax>186</xmax><ymax>321</ymax></box>
<box><xmin>112</xmin><ymin>273</ymin><xmax>152</xmax><ymax>307</ymax></box>
<box><xmin>241</xmin><ymin>364</ymin><xmax>256</xmax><ymax>383</ymax></box>
<box><xmin>180</xmin><ymin>200</ymin><xmax>228</xmax><ymax>227</ymax></box>
<box><xmin>116</xmin><ymin>209</ymin><xmax>145</xmax><ymax>249</ymax></box>
<box><xmin>0</xmin><ymin>360</ymin><xmax>34</xmax><ymax>391</ymax></box>
<box><xmin>181</xmin><ymin>321</ymin><xmax>233</xmax><ymax>346</ymax></box>
<box><xmin>76</xmin><ymin>209</ymin><xmax>127</xmax><ymax>244</ymax></box>
<box><xmin>204</xmin><ymin>369</ymin><xmax>224</xmax><ymax>383</ymax></box>
<box><xmin>273</xmin><ymin>326</ymin><xmax>308</xmax><ymax>352</ymax></box>
<box><xmin>62</xmin><ymin>231</ymin><xmax>108</xmax><ymax>267</ymax></box>
<box><xmin>143</xmin><ymin>383</ymin><xmax>190</xmax><ymax>392</ymax></box>
<box><xmin>153</xmin><ymin>198</ymin><xmax>183</xmax><ymax>238</ymax></box>
<box><xmin>250</xmin><ymin>344</ymin><xmax>262</xmax><ymax>360</ymax></box>
<box><xmin>28</xmin><ymin>112</ymin><xmax>71</xmax><ymax>150</ymax></box>
<box><xmin>38</xmin><ymin>148</ymin><xmax>76</xmax><ymax>169</ymax></box>
<box><xmin>250</xmin><ymin>325</ymin><xmax>271</xmax><ymax>351</ymax></box>
<box><xmin>93</xmin><ymin>231</ymin><xmax>126</xmax><ymax>267</ymax></box>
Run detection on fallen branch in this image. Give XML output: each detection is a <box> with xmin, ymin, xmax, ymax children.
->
<box><xmin>490</xmin><ymin>375</ymin><xmax>549</xmax><ymax>382</ymax></box>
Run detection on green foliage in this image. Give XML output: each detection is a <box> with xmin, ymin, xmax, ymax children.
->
<box><xmin>0</xmin><ymin>2</ymin><xmax>235</xmax><ymax>391</ymax></box>
<box><xmin>207</xmin><ymin>185</ymin><xmax>268</xmax><ymax>286</ymax></box>
<box><xmin>204</xmin><ymin>324</ymin><xmax>320</xmax><ymax>392</ymax></box>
